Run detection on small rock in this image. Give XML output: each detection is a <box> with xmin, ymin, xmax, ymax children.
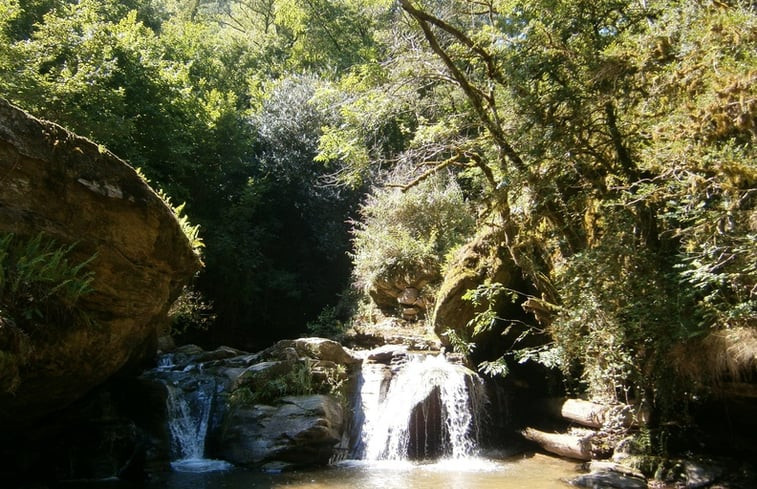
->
<box><xmin>366</xmin><ymin>344</ymin><xmax>409</xmax><ymax>364</ymax></box>
<box><xmin>570</xmin><ymin>471</ymin><xmax>647</xmax><ymax>489</ymax></box>
<box><xmin>192</xmin><ymin>346</ymin><xmax>246</xmax><ymax>363</ymax></box>
<box><xmin>264</xmin><ymin>338</ymin><xmax>361</xmax><ymax>365</ymax></box>
<box><xmin>683</xmin><ymin>460</ymin><xmax>723</xmax><ymax>489</ymax></box>
<box><xmin>589</xmin><ymin>460</ymin><xmax>646</xmax><ymax>480</ymax></box>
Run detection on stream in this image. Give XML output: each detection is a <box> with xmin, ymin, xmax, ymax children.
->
<box><xmin>61</xmin><ymin>455</ymin><xmax>579</xmax><ymax>489</ymax></box>
<box><xmin>58</xmin><ymin>348</ymin><xmax>580</xmax><ymax>488</ymax></box>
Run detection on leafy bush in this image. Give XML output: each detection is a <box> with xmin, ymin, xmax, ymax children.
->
<box><xmin>168</xmin><ymin>285</ymin><xmax>216</xmax><ymax>334</ymax></box>
<box><xmin>351</xmin><ymin>174</ymin><xmax>475</xmax><ymax>293</ymax></box>
<box><xmin>245</xmin><ymin>361</ymin><xmax>314</xmax><ymax>405</ymax></box>
<box><xmin>229</xmin><ymin>359</ymin><xmax>350</xmax><ymax>407</ymax></box>
<box><xmin>0</xmin><ymin>233</ymin><xmax>95</xmax><ymax>331</ymax></box>
<box><xmin>305</xmin><ymin>305</ymin><xmax>346</xmax><ymax>339</ymax></box>
<box><xmin>548</xmin><ymin>215</ymin><xmax>700</xmax><ymax>410</ymax></box>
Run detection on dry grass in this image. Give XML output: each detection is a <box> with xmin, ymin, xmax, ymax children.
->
<box><xmin>672</xmin><ymin>326</ymin><xmax>757</xmax><ymax>388</ymax></box>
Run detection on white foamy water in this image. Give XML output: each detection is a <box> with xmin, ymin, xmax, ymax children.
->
<box><xmin>356</xmin><ymin>353</ymin><xmax>486</xmax><ymax>461</ymax></box>
<box><xmin>164</xmin><ymin>380</ymin><xmax>231</xmax><ymax>472</ymax></box>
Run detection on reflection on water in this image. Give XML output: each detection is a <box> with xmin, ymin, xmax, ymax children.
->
<box><xmin>274</xmin><ymin>456</ymin><xmax>576</xmax><ymax>489</ymax></box>
<box><xmin>63</xmin><ymin>455</ymin><xmax>577</xmax><ymax>489</ymax></box>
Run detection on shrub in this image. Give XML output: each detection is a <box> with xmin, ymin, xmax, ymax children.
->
<box><xmin>168</xmin><ymin>285</ymin><xmax>216</xmax><ymax>335</ymax></box>
<box><xmin>244</xmin><ymin>361</ymin><xmax>315</xmax><ymax>405</ymax></box>
<box><xmin>305</xmin><ymin>305</ymin><xmax>346</xmax><ymax>339</ymax></box>
<box><xmin>351</xmin><ymin>174</ymin><xmax>475</xmax><ymax>294</ymax></box>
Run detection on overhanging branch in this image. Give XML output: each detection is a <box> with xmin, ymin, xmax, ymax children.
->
<box><xmin>399</xmin><ymin>0</ymin><xmax>526</xmax><ymax>173</ymax></box>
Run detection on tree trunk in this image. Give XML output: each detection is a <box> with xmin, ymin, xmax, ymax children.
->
<box><xmin>521</xmin><ymin>427</ymin><xmax>594</xmax><ymax>461</ymax></box>
<box><xmin>543</xmin><ymin>398</ymin><xmax>633</xmax><ymax>428</ymax></box>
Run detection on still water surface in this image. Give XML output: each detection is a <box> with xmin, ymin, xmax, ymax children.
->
<box><xmin>66</xmin><ymin>455</ymin><xmax>578</xmax><ymax>489</ymax></box>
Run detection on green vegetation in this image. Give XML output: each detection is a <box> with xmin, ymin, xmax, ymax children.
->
<box><xmin>351</xmin><ymin>175</ymin><xmax>475</xmax><ymax>296</ymax></box>
<box><xmin>0</xmin><ymin>232</ymin><xmax>96</xmax><ymax>393</ymax></box>
<box><xmin>229</xmin><ymin>359</ymin><xmax>348</xmax><ymax>406</ymax></box>
<box><xmin>305</xmin><ymin>305</ymin><xmax>347</xmax><ymax>340</ymax></box>
<box><xmin>1</xmin><ymin>0</ymin><xmax>754</xmax><ymax>436</ymax></box>
<box><xmin>0</xmin><ymin>233</ymin><xmax>95</xmax><ymax>331</ymax></box>
<box><xmin>0</xmin><ymin>0</ymin><xmax>365</xmax><ymax>348</ymax></box>
<box><xmin>231</xmin><ymin>361</ymin><xmax>314</xmax><ymax>406</ymax></box>
<box><xmin>316</xmin><ymin>0</ymin><xmax>755</xmax><ymax>428</ymax></box>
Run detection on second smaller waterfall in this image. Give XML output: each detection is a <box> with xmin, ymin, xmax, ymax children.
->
<box><xmin>165</xmin><ymin>383</ymin><xmax>213</xmax><ymax>463</ymax></box>
<box><xmin>355</xmin><ymin>353</ymin><xmax>487</xmax><ymax>461</ymax></box>
<box><xmin>157</xmin><ymin>371</ymin><xmax>231</xmax><ymax>472</ymax></box>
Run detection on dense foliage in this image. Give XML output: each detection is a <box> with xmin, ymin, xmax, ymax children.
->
<box><xmin>314</xmin><ymin>0</ymin><xmax>756</xmax><ymax>421</ymax></box>
<box><xmin>0</xmin><ymin>233</ymin><xmax>95</xmax><ymax>393</ymax></box>
<box><xmin>1</xmin><ymin>0</ymin><xmax>754</xmax><ymax>426</ymax></box>
<box><xmin>0</xmin><ymin>233</ymin><xmax>95</xmax><ymax>331</ymax></box>
<box><xmin>0</xmin><ymin>0</ymin><xmax>369</xmax><ymax>348</ymax></box>
<box><xmin>351</xmin><ymin>174</ymin><xmax>474</xmax><ymax>296</ymax></box>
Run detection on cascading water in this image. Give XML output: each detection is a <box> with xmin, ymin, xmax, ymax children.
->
<box><xmin>165</xmin><ymin>382</ymin><xmax>213</xmax><ymax>463</ymax></box>
<box><xmin>151</xmin><ymin>358</ymin><xmax>231</xmax><ymax>473</ymax></box>
<box><xmin>353</xmin><ymin>353</ymin><xmax>487</xmax><ymax>461</ymax></box>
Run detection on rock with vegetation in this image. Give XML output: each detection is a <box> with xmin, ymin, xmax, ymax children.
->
<box><xmin>0</xmin><ymin>98</ymin><xmax>201</xmax><ymax>428</ymax></box>
<box><xmin>141</xmin><ymin>339</ymin><xmax>359</xmax><ymax>470</ymax></box>
<box><xmin>261</xmin><ymin>337</ymin><xmax>361</xmax><ymax>367</ymax></box>
<box><xmin>351</xmin><ymin>176</ymin><xmax>475</xmax><ymax>319</ymax></box>
<box><xmin>432</xmin><ymin>224</ymin><xmax>520</xmax><ymax>344</ymax></box>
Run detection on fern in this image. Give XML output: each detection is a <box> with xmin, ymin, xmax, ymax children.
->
<box><xmin>134</xmin><ymin>168</ymin><xmax>204</xmax><ymax>258</ymax></box>
<box><xmin>0</xmin><ymin>233</ymin><xmax>96</xmax><ymax>330</ymax></box>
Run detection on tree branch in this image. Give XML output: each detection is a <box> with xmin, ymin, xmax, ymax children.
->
<box><xmin>400</xmin><ymin>0</ymin><xmax>526</xmax><ymax>173</ymax></box>
<box><xmin>386</xmin><ymin>153</ymin><xmax>463</xmax><ymax>191</ymax></box>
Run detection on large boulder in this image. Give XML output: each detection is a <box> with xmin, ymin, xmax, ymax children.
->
<box><xmin>262</xmin><ymin>337</ymin><xmax>361</xmax><ymax>366</ymax></box>
<box><xmin>218</xmin><ymin>395</ymin><xmax>344</xmax><ymax>467</ymax></box>
<box><xmin>0</xmin><ymin>98</ymin><xmax>201</xmax><ymax>428</ymax></box>
<box><xmin>432</xmin><ymin>225</ymin><xmax>517</xmax><ymax>343</ymax></box>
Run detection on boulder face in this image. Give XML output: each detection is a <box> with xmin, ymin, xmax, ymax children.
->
<box><xmin>218</xmin><ymin>395</ymin><xmax>344</xmax><ymax>467</ymax></box>
<box><xmin>0</xmin><ymin>98</ymin><xmax>201</xmax><ymax>429</ymax></box>
<box><xmin>432</xmin><ymin>225</ymin><xmax>517</xmax><ymax>343</ymax></box>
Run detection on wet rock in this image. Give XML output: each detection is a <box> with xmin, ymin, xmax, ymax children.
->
<box><xmin>570</xmin><ymin>470</ymin><xmax>647</xmax><ymax>489</ymax></box>
<box><xmin>588</xmin><ymin>461</ymin><xmax>646</xmax><ymax>480</ymax></box>
<box><xmin>683</xmin><ymin>460</ymin><xmax>723</xmax><ymax>489</ymax></box>
<box><xmin>192</xmin><ymin>346</ymin><xmax>246</xmax><ymax>363</ymax></box>
<box><xmin>218</xmin><ymin>394</ymin><xmax>344</xmax><ymax>466</ymax></box>
<box><xmin>618</xmin><ymin>454</ymin><xmax>725</xmax><ymax>489</ymax></box>
<box><xmin>656</xmin><ymin>459</ymin><xmax>724</xmax><ymax>489</ymax></box>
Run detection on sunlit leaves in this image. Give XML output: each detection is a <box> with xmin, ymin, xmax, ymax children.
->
<box><xmin>351</xmin><ymin>174</ymin><xmax>475</xmax><ymax>294</ymax></box>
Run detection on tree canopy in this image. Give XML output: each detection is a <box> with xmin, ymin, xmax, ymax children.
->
<box><xmin>1</xmin><ymin>0</ymin><xmax>754</xmax><ymax>420</ymax></box>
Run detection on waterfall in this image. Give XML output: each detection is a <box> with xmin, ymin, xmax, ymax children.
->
<box><xmin>157</xmin><ymin>371</ymin><xmax>231</xmax><ymax>472</ymax></box>
<box><xmin>165</xmin><ymin>382</ymin><xmax>213</xmax><ymax>462</ymax></box>
<box><xmin>354</xmin><ymin>353</ymin><xmax>486</xmax><ymax>461</ymax></box>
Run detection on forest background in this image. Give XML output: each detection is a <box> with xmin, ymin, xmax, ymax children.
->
<box><xmin>1</xmin><ymin>0</ymin><xmax>754</xmax><ymax>424</ymax></box>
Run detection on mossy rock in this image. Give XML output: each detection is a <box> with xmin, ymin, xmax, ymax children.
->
<box><xmin>432</xmin><ymin>224</ymin><xmax>516</xmax><ymax>344</ymax></box>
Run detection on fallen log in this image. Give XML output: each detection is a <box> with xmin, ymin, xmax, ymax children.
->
<box><xmin>544</xmin><ymin>398</ymin><xmax>634</xmax><ymax>428</ymax></box>
<box><xmin>521</xmin><ymin>427</ymin><xmax>594</xmax><ymax>461</ymax></box>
